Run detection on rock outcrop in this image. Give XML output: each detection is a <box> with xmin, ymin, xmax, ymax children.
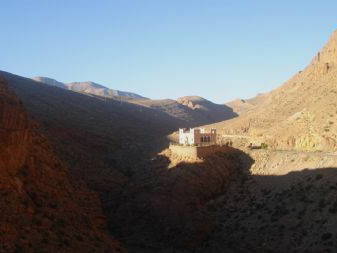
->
<box><xmin>0</xmin><ymin>78</ymin><xmax>123</xmax><ymax>252</ymax></box>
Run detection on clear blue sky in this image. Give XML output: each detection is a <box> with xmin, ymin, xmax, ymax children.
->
<box><xmin>1</xmin><ymin>1</ymin><xmax>336</xmax><ymax>103</ymax></box>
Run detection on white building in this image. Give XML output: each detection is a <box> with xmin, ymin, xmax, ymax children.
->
<box><xmin>179</xmin><ymin>128</ymin><xmax>217</xmax><ymax>146</ymax></box>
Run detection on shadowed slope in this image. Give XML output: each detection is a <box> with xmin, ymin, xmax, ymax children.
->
<box><xmin>110</xmin><ymin>146</ymin><xmax>250</xmax><ymax>250</ymax></box>
<box><xmin>2</xmin><ymin>71</ymin><xmax>246</xmax><ymax>250</ymax></box>
<box><xmin>201</xmin><ymin>166</ymin><xmax>337</xmax><ymax>253</ymax></box>
<box><xmin>0</xmin><ymin>78</ymin><xmax>123</xmax><ymax>252</ymax></box>
<box><xmin>1</xmin><ymin>71</ymin><xmax>187</xmax><ymax>204</ymax></box>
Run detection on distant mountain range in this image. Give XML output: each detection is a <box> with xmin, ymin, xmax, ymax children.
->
<box><xmin>31</xmin><ymin>75</ymin><xmax>237</xmax><ymax>126</ymax></box>
<box><xmin>32</xmin><ymin>76</ymin><xmax>147</xmax><ymax>99</ymax></box>
<box><xmin>131</xmin><ymin>95</ymin><xmax>237</xmax><ymax>126</ymax></box>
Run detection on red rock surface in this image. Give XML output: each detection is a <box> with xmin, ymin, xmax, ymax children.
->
<box><xmin>0</xmin><ymin>78</ymin><xmax>124</xmax><ymax>252</ymax></box>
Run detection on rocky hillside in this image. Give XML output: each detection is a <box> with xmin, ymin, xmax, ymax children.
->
<box><xmin>32</xmin><ymin>76</ymin><xmax>146</xmax><ymax>99</ymax></box>
<box><xmin>132</xmin><ymin>96</ymin><xmax>237</xmax><ymax>126</ymax></box>
<box><xmin>0</xmin><ymin>77</ymin><xmax>123</xmax><ymax>252</ymax></box>
<box><xmin>199</xmin><ymin>149</ymin><xmax>337</xmax><ymax>252</ymax></box>
<box><xmin>206</xmin><ymin>30</ymin><xmax>337</xmax><ymax>151</ymax></box>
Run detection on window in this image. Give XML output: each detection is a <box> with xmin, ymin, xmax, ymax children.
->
<box><xmin>200</xmin><ymin>136</ymin><xmax>211</xmax><ymax>142</ymax></box>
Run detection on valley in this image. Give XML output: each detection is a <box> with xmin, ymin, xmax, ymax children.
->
<box><xmin>2</xmin><ymin>25</ymin><xmax>337</xmax><ymax>253</ymax></box>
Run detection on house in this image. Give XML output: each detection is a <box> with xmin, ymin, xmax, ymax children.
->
<box><xmin>179</xmin><ymin>128</ymin><xmax>217</xmax><ymax>146</ymax></box>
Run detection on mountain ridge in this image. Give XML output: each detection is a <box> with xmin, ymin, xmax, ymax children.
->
<box><xmin>32</xmin><ymin>76</ymin><xmax>147</xmax><ymax>99</ymax></box>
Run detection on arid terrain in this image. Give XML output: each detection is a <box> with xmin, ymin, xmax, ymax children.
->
<box><xmin>207</xmin><ymin>30</ymin><xmax>337</xmax><ymax>152</ymax></box>
<box><xmin>2</xmin><ymin>29</ymin><xmax>337</xmax><ymax>253</ymax></box>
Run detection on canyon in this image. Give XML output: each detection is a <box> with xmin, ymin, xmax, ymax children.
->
<box><xmin>2</xmin><ymin>29</ymin><xmax>337</xmax><ymax>252</ymax></box>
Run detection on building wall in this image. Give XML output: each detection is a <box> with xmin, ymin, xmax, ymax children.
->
<box><xmin>194</xmin><ymin>132</ymin><xmax>217</xmax><ymax>145</ymax></box>
<box><xmin>179</xmin><ymin>129</ymin><xmax>195</xmax><ymax>145</ymax></box>
<box><xmin>169</xmin><ymin>144</ymin><xmax>198</xmax><ymax>158</ymax></box>
<box><xmin>179</xmin><ymin>128</ymin><xmax>217</xmax><ymax>145</ymax></box>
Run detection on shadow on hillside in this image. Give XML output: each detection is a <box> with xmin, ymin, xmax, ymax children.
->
<box><xmin>107</xmin><ymin>146</ymin><xmax>254</xmax><ymax>251</ymax></box>
<box><xmin>116</xmin><ymin>158</ymin><xmax>337</xmax><ymax>253</ymax></box>
<box><xmin>196</xmin><ymin>166</ymin><xmax>337</xmax><ymax>253</ymax></box>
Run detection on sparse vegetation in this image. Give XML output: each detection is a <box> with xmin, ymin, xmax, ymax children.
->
<box><xmin>261</xmin><ymin>143</ymin><xmax>268</xmax><ymax>149</ymax></box>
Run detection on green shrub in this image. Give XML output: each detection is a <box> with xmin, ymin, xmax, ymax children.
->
<box><xmin>261</xmin><ymin>143</ymin><xmax>268</xmax><ymax>149</ymax></box>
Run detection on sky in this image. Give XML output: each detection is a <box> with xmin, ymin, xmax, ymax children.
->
<box><xmin>1</xmin><ymin>1</ymin><xmax>337</xmax><ymax>103</ymax></box>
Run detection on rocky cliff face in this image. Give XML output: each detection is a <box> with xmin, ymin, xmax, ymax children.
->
<box><xmin>0</xmin><ymin>78</ymin><xmax>123</xmax><ymax>252</ymax></box>
<box><xmin>206</xmin><ymin>29</ymin><xmax>337</xmax><ymax>152</ymax></box>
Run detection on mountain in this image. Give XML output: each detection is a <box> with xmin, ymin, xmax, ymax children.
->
<box><xmin>131</xmin><ymin>95</ymin><xmax>237</xmax><ymax>126</ymax></box>
<box><xmin>194</xmin><ymin>30</ymin><xmax>337</xmax><ymax>252</ymax></box>
<box><xmin>0</xmin><ymin>77</ymin><xmax>123</xmax><ymax>252</ymax></box>
<box><xmin>32</xmin><ymin>76</ymin><xmax>147</xmax><ymax>99</ymax></box>
<box><xmin>205</xmin><ymin>29</ymin><xmax>337</xmax><ymax>151</ymax></box>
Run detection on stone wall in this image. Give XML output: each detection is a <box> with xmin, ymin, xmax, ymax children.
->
<box><xmin>196</xmin><ymin>145</ymin><xmax>223</xmax><ymax>157</ymax></box>
<box><xmin>169</xmin><ymin>144</ymin><xmax>223</xmax><ymax>159</ymax></box>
